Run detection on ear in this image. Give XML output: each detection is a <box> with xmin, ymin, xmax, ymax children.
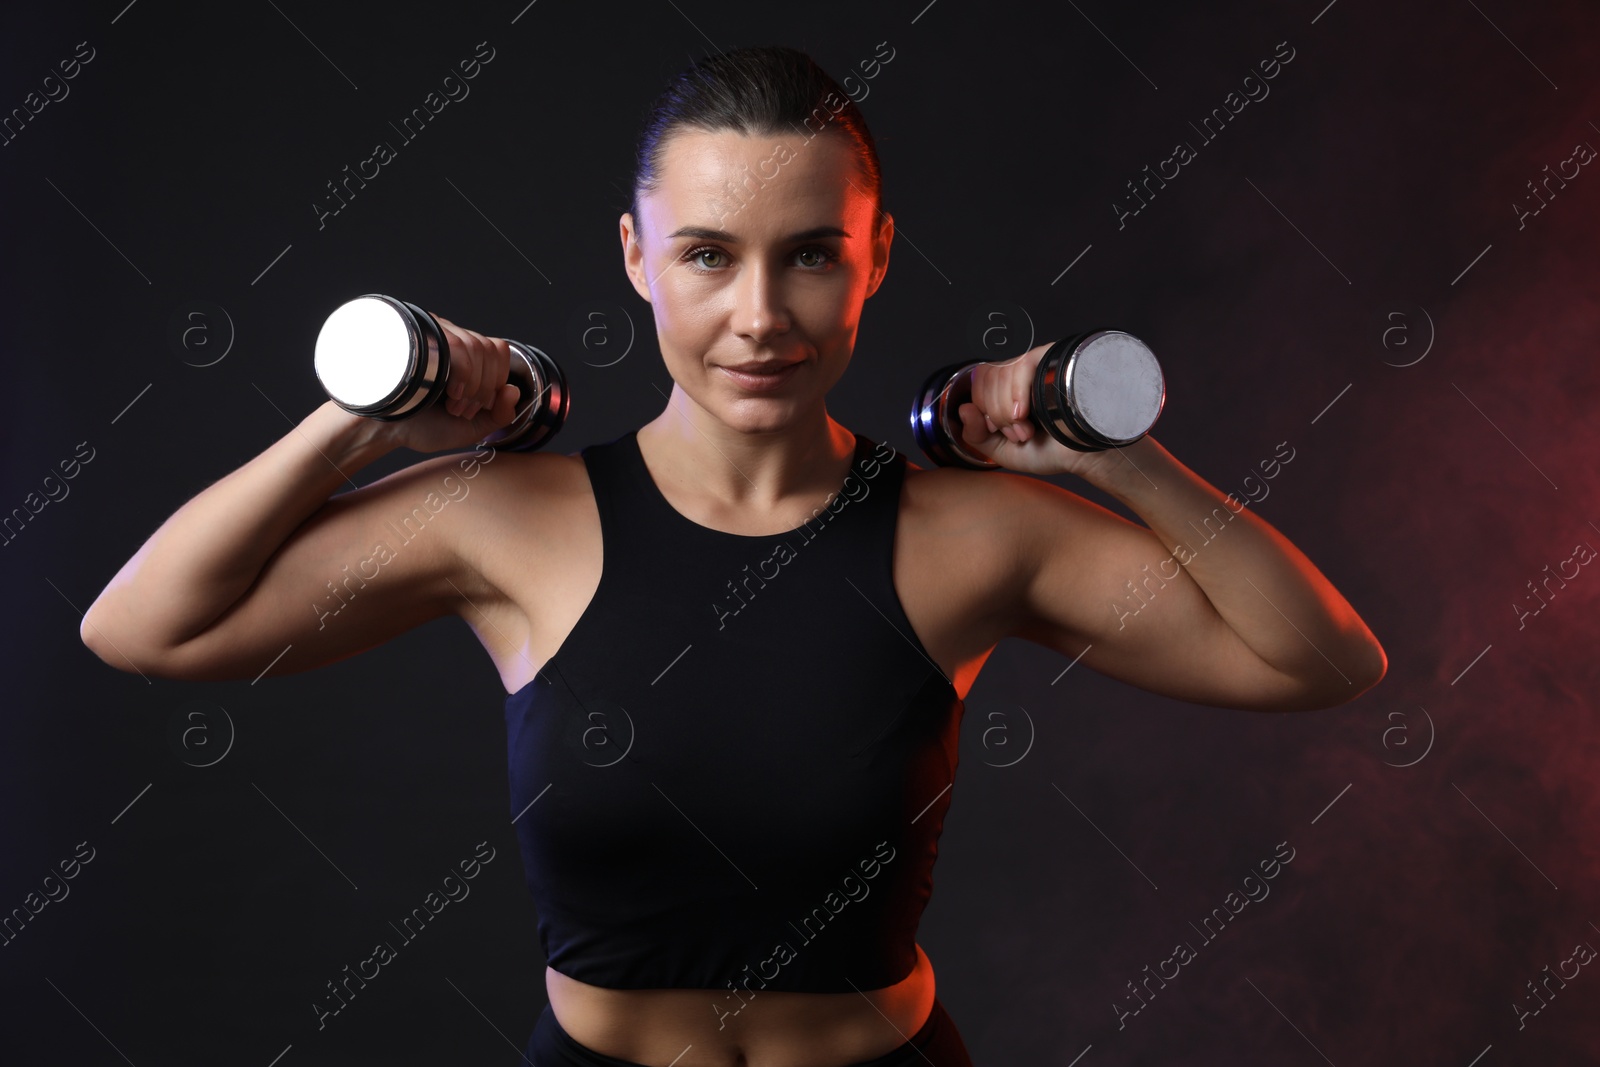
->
<box><xmin>620</xmin><ymin>212</ymin><xmax>653</xmax><ymax>304</ymax></box>
<box><xmin>863</xmin><ymin>211</ymin><xmax>893</xmax><ymax>300</ymax></box>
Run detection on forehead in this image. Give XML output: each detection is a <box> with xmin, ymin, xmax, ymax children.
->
<box><xmin>645</xmin><ymin>127</ymin><xmax>869</xmax><ymax>236</ymax></box>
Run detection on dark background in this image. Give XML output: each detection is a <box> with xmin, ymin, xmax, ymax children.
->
<box><xmin>3</xmin><ymin>0</ymin><xmax>1598</xmax><ymax>1063</ymax></box>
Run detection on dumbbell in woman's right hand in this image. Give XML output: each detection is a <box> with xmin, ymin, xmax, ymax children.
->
<box><xmin>313</xmin><ymin>293</ymin><xmax>570</xmax><ymax>455</ymax></box>
<box><xmin>400</xmin><ymin>312</ymin><xmax>521</xmax><ymax>454</ymax></box>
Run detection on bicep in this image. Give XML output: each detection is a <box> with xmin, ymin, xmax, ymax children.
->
<box><xmin>1004</xmin><ymin>476</ymin><xmax>1306</xmax><ymax>711</ymax></box>
<box><xmin>153</xmin><ymin>453</ymin><xmax>491</xmax><ymax>684</ymax></box>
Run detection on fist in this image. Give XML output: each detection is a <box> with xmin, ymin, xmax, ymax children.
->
<box><xmin>955</xmin><ymin>342</ymin><xmax>1121</xmax><ymax>480</ymax></box>
<box><xmin>379</xmin><ymin>312</ymin><xmax>523</xmax><ymax>454</ymax></box>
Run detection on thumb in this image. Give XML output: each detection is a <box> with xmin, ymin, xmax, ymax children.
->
<box><xmin>957</xmin><ymin>402</ymin><xmax>1005</xmax><ymax>456</ymax></box>
<box><xmin>495</xmin><ymin>382</ymin><xmax>523</xmax><ymax>424</ymax></box>
<box><xmin>477</xmin><ymin>383</ymin><xmax>520</xmax><ymax>429</ymax></box>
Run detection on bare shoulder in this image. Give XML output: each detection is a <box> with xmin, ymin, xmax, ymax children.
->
<box><xmin>444</xmin><ymin>444</ymin><xmax>590</xmax><ymax>515</ymax></box>
<box><xmin>895</xmin><ymin>458</ymin><xmax>1118</xmax><ymax>641</ymax></box>
<box><xmin>892</xmin><ymin>459</ymin><xmax>1037</xmax><ymax>691</ymax></box>
<box><xmin>443</xmin><ymin>446</ymin><xmax>596</xmax><ymax>606</ymax></box>
<box><xmin>897</xmin><ymin>458</ymin><xmax>1048</xmax><ymax>575</ymax></box>
<box><xmin>435</xmin><ymin>445</ymin><xmax>602</xmax><ymax>691</ymax></box>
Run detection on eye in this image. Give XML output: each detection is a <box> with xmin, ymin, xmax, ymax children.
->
<box><xmin>678</xmin><ymin>244</ymin><xmax>841</xmax><ymax>275</ymax></box>
<box><xmin>683</xmin><ymin>246</ymin><xmax>729</xmax><ymax>272</ymax></box>
<box><xmin>795</xmin><ymin>246</ymin><xmax>840</xmax><ymax>270</ymax></box>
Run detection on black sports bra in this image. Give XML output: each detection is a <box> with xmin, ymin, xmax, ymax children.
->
<box><xmin>503</xmin><ymin>428</ymin><xmax>964</xmax><ymax>1005</ymax></box>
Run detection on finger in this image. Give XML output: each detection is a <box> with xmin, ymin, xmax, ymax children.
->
<box><xmin>971</xmin><ymin>363</ymin><xmax>997</xmax><ymax>434</ymax></box>
<box><xmin>1003</xmin><ymin>381</ymin><xmax>1024</xmax><ymax>432</ymax></box>
<box><xmin>455</xmin><ymin>328</ymin><xmax>488</xmax><ymax>417</ymax></box>
<box><xmin>958</xmin><ymin>403</ymin><xmax>1003</xmax><ymax>454</ymax></box>
<box><xmin>484</xmin><ymin>336</ymin><xmax>510</xmax><ymax>413</ymax></box>
<box><xmin>977</xmin><ymin>361</ymin><xmax>1021</xmax><ymax>435</ymax></box>
<box><xmin>1005</xmin><ymin>401</ymin><xmax>1034</xmax><ymax>443</ymax></box>
<box><xmin>469</xmin><ymin>332</ymin><xmax>507</xmax><ymax>417</ymax></box>
<box><xmin>958</xmin><ymin>403</ymin><xmax>985</xmax><ymax>446</ymax></box>
<box><xmin>493</xmin><ymin>382</ymin><xmax>520</xmax><ymax>425</ymax></box>
<box><xmin>468</xmin><ymin>383</ymin><xmax>514</xmax><ymax>429</ymax></box>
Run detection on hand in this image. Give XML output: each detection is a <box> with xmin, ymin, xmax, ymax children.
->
<box><xmin>956</xmin><ymin>342</ymin><xmax>1125</xmax><ymax>482</ymax></box>
<box><xmin>374</xmin><ymin>312</ymin><xmax>523</xmax><ymax>454</ymax></box>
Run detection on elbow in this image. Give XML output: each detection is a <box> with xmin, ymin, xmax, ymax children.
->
<box><xmin>1362</xmin><ymin>640</ymin><xmax>1389</xmax><ymax>690</ymax></box>
<box><xmin>79</xmin><ymin>605</ymin><xmax>132</xmax><ymax>674</ymax></box>
<box><xmin>80</xmin><ymin>602</ymin><xmax>178</xmax><ymax>679</ymax></box>
<box><xmin>1286</xmin><ymin>641</ymin><xmax>1388</xmax><ymax>712</ymax></box>
<box><xmin>79</xmin><ymin>603</ymin><xmax>108</xmax><ymax>659</ymax></box>
<box><xmin>79</xmin><ymin>603</ymin><xmax>105</xmax><ymax>654</ymax></box>
<box><xmin>1347</xmin><ymin>636</ymin><xmax>1389</xmax><ymax>698</ymax></box>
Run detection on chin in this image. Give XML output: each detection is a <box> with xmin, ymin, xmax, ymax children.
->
<box><xmin>717</xmin><ymin>396</ymin><xmax>810</xmax><ymax>431</ymax></box>
<box><xmin>721</xmin><ymin>403</ymin><xmax>794</xmax><ymax>429</ymax></box>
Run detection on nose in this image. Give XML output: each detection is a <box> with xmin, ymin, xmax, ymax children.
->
<box><xmin>732</xmin><ymin>257</ymin><xmax>792</xmax><ymax>343</ymax></box>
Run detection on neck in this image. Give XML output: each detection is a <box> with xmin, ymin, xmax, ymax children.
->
<box><xmin>637</xmin><ymin>384</ymin><xmax>857</xmax><ymax>516</ymax></box>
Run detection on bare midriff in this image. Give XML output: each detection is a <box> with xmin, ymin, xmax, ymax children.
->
<box><xmin>543</xmin><ymin>943</ymin><xmax>937</xmax><ymax>1067</ymax></box>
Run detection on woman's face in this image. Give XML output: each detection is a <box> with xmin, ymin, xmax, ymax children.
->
<box><xmin>621</xmin><ymin>127</ymin><xmax>892</xmax><ymax>434</ymax></box>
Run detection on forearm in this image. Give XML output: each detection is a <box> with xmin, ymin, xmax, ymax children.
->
<box><xmin>1089</xmin><ymin>435</ymin><xmax>1385</xmax><ymax>688</ymax></box>
<box><xmin>83</xmin><ymin>401</ymin><xmax>398</xmax><ymax>652</ymax></box>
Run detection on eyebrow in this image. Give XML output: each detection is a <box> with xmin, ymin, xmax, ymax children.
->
<box><xmin>665</xmin><ymin>224</ymin><xmax>852</xmax><ymax>242</ymax></box>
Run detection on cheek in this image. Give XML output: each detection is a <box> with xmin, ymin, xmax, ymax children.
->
<box><xmin>805</xmin><ymin>291</ymin><xmax>860</xmax><ymax>335</ymax></box>
<box><xmin>678</xmin><ymin>298</ymin><xmax>728</xmax><ymax>336</ymax></box>
<box><xmin>651</xmin><ymin>278</ymin><xmax>712</xmax><ymax>328</ymax></box>
<box><xmin>651</xmin><ymin>292</ymin><xmax>724</xmax><ymax>361</ymax></box>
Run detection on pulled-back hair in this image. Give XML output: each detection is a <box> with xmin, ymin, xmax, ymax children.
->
<box><xmin>627</xmin><ymin>45</ymin><xmax>884</xmax><ymax>234</ymax></box>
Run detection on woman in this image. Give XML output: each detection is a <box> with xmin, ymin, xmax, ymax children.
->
<box><xmin>81</xmin><ymin>46</ymin><xmax>1386</xmax><ymax>1067</ymax></box>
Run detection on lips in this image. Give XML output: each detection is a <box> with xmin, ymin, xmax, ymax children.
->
<box><xmin>718</xmin><ymin>361</ymin><xmax>803</xmax><ymax>391</ymax></box>
<box><xmin>721</xmin><ymin>361</ymin><xmax>800</xmax><ymax>373</ymax></box>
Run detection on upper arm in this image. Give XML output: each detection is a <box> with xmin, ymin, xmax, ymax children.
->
<box><xmin>125</xmin><ymin>451</ymin><xmax>504</xmax><ymax>684</ymax></box>
<box><xmin>998</xmin><ymin>474</ymin><xmax>1312</xmax><ymax>712</ymax></box>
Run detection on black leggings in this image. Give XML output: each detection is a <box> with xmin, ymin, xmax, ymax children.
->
<box><xmin>523</xmin><ymin>996</ymin><xmax>975</xmax><ymax>1067</ymax></box>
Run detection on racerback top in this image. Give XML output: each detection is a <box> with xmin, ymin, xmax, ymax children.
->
<box><xmin>503</xmin><ymin>428</ymin><xmax>965</xmax><ymax>1000</ymax></box>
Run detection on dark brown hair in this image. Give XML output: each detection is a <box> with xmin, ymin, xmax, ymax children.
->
<box><xmin>628</xmin><ymin>45</ymin><xmax>884</xmax><ymax>234</ymax></box>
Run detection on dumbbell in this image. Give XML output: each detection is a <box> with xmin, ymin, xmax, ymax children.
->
<box><xmin>908</xmin><ymin>329</ymin><xmax>1165</xmax><ymax>469</ymax></box>
<box><xmin>313</xmin><ymin>293</ymin><xmax>570</xmax><ymax>452</ymax></box>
